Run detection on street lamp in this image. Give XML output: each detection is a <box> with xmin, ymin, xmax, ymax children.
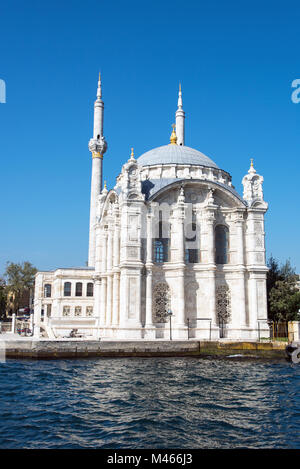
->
<box><xmin>167</xmin><ymin>309</ymin><xmax>173</xmax><ymax>341</ymax></box>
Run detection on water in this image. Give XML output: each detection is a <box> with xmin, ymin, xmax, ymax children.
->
<box><xmin>0</xmin><ymin>357</ymin><xmax>299</xmax><ymax>449</ymax></box>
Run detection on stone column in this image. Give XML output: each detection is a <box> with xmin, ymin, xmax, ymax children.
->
<box><xmin>119</xmin><ymin>271</ymin><xmax>128</xmax><ymax>326</ymax></box>
<box><xmin>206</xmin><ymin>217</ymin><xmax>215</xmax><ymax>265</ymax></box>
<box><xmin>107</xmin><ymin>228</ymin><xmax>113</xmax><ymax>273</ymax></box>
<box><xmin>101</xmin><ymin>230</ymin><xmax>108</xmax><ymax>274</ymax></box>
<box><xmin>106</xmin><ymin>276</ymin><xmax>112</xmax><ymax>326</ymax></box>
<box><xmin>112</xmin><ymin>273</ymin><xmax>120</xmax><ymax>325</ymax></box>
<box><xmin>33</xmin><ymin>300</ymin><xmax>42</xmax><ymax>338</ymax></box>
<box><xmin>106</xmin><ymin>228</ymin><xmax>113</xmax><ymax>326</ymax></box>
<box><xmin>145</xmin><ymin>270</ymin><xmax>153</xmax><ymax>327</ymax></box>
<box><xmin>145</xmin><ymin>212</ymin><xmax>154</xmax><ymax>327</ymax></box>
<box><xmin>208</xmin><ymin>270</ymin><xmax>217</xmax><ymax>327</ymax></box>
<box><xmin>205</xmin><ymin>209</ymin><xmax>217</xmax><ymax>327</ymax></box>
<box><xmin>177</xmin><ymin>205</ymin><xmax>186</xmax><ymax>326</ymax></box>
<box><xmin>235</xmin><ymin>216</ymin><xmax>247</xmax><ymax>327</ymax></box>
<box><xmin>249</xmin><ymin>273</ymin><xmax>258</xmax><ymax>329</ymax></box>
<box><xmin>99</xmin><ymin>230</ymin><xmax>108</xmax><ymax>326</ymax></box>
<box><xmin>235</xmin><ymin>217</ymin><xmax>245</xmax><ymax>266</ymax></box>
<box><xmin>177</xmin><ymin>271</ymin><xmax>185</xmax><ymax>326</ymax></box>
<box><xmin>112</xmin><ymin>219</ymin><xmax>120</xmax><ymax>326</ymax></box>
<box><xmin>94</xmin><ymin>276</ymin><xmax>102</xmax><ymax>335</ymax></box>
<box><xmin>100</xmin><ymin>277</ymin><xmax>107</xmax><ymax>327</ymax></box>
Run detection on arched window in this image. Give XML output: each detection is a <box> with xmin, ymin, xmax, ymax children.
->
<box><xmin>86</xmin><ymin>283</ymin><xmax>94</xmax><ymax>297</ymax></box>
<box><xmin>215</xmin><ymin>225</ymin><xmax>229</xmax><ymax>264</ymax></box>
<box><xmin>64</xmin><ymin>282</ymin><xmax>71</xmax><ymax>297</ymax></box>
<box><xmin>75</xmin><ymin>282</ymin><xmax>83</xmax><ymax>296</ymax></box>
<box><xmin>44</xmin><ymin>284</ymin><xmax>52</xmax><ymax>298</ymax></box>
<box><xmin>154</xmin><ymin>239</ymin><xmax>169</xmax><ymax>263</ymax></box>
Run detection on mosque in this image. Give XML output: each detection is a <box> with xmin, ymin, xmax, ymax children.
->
<box><xmin>33</xmin><ymin>76</ymin><xmax>269</xmax><ymax>340</ymax></box>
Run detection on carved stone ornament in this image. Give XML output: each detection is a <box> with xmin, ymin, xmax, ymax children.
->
<box><xmin>153</xmin><ymin>282</ymin><xmax>170</xmax><ymax>323</ymax></box>
<box><xmin>216</xmin><ymin>285</ymin><xmax>231</xmax><ymax>323</ymax></box>
<box><xmin>242</xmin><ymin>161</ymin><xmax>264</xmax><ymax>204</ymax></box>
<box><xmin>177</xmin><ymin>185</ymin><xmax>185</xmax><ymax>204</ymax></box>
<box><xmin>88</xmin><ymin>136</ymin><xmax>108</xmax><ymax>156</ymax></box>
<box><xmin>206</xmin><ymin>187</ymin><xmax>215</xmax><ymax>206</ymax></box>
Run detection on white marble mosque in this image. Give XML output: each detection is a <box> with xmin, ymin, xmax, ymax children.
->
<box><xmin>33</xmin><ymin>77</ymin><xmax>269</xmax><ymax>340</ymax></box>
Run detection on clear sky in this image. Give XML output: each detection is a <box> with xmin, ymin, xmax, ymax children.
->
<box><xmin>0</xmin><ymin>0</ymin><xmax>299</xmax><ymax>275</ymax></box>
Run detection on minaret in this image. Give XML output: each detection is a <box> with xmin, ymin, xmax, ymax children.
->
<box><xmin>88</xmin><ymin>74</ymin><xmax>107</xmax><ymax>267</ymax></box>
<box><xmin>175</xmin><ymin>83</ymin><xmax>185</xmax><ymax>146</ymax></box>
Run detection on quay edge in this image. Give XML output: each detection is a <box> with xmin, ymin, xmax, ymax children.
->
<box><xmin>1</xmin><ymin>340</ymin><xmax>287</xmax><ymax>360</ymax></box>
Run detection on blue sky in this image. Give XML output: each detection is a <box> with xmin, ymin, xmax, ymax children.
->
<box><xmin>0</xmin><ymin>0</ymin><xmax>299</xmax><ymax>274</ymax></box>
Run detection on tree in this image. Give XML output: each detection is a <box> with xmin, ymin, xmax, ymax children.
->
<box><xmin>267</xmin><ymin>256</ymin><xmax>300</xmax><ymax>322</ymax></box>
<box><xmin>0</xmin><ymin>278</ymin><xmax>7</xmax><ymax>319</ymax></box>
<box><xmin>4</xmin><ymin>262</ymin><xmax>37</xmax><ymax>315</ymax></box>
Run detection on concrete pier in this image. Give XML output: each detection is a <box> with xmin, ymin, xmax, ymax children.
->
<box><xmin>0</xmin><ymin>339</ymin><xmax>286</xmax><ymax>360</ymax></box>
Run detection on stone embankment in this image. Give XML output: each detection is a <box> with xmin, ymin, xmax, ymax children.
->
<box><xmin>1</xmin><ymin>339</ymin><xmax>287</xmax><ymax>359</ymax></box>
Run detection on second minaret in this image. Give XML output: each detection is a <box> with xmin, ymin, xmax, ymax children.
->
<box><xmin>88</xmin><ymin>74</ymin><xmax>107</xmax><ymax>267</ymax></box>
<box><xmin>175</xmin><ymin>84</ymin><xmax>185</xmax><ymax>146</ymax></box>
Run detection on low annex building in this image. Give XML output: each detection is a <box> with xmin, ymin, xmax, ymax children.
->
<box><xmin>34</xmin><ymin>77</ymin><xmax>269</xmax><ymax>340</ymax></box>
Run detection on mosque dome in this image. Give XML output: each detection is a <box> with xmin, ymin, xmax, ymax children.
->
<box><xmin>137</xmin><ymin>144</ymin><xmax>219</xmax><ymax>169</ymax></box>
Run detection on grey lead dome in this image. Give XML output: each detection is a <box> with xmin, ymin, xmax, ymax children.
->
<box><xmin>137</xmin><ymin>144</ymin><xmax>219</xmax><ymax>169</ymax></box>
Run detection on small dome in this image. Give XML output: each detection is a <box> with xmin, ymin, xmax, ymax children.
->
<box><xmin>137</xmin><ymin>144</ymin><xmax>219</xmax><ymax>169</ymax></box>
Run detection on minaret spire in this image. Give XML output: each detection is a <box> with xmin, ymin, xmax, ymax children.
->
<box><xmin>96</xmin><ymin>72</ymin><xmax>102</xmax><ymax>99</ymax></box>
<box><xmin>178</xmin><ymin>83</ymin><xmax>183</xmax><ymax>108</ymax></box>
<box><xmin>175</xmin><ymin>83</ymin><xmax>185</xmax><ymax>146</ymax></box>
<box><xmin>88</xmin><ymin>74</ymin><xmax>108</xmax><ymax>267</ymax></box>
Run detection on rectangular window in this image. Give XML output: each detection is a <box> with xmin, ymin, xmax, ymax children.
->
<box><xmin>46</xmin><ymin>304</ymin><xmax>52</xmax><ymax>317</ymax></box>
<box><xmin>185</xmin><ymin>249</ymin><xmax>199</xmax><ymax>264</ymax></box>
<box><xmin>64</xmin><ymin>282</ymin><xmax>71</xmax><ymax>296</ymax></box>
<box><xmin>44</xmin><ymin>284</ymin><xmax>52</xmax><ymax>298</ymax></box>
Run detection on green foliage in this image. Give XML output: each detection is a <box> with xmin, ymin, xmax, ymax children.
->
<box><xmin>4</xmin><ymin>261</ymin><xmax>37</xmax><ymax>315</ymax></box>
<box><xmin>267</xmin><ymin>256</ymin><xmax>300</xmax><ymax>322</ymax></box>
<box><xmin>0</xmin><ymin>278</ymin><xmax>7</xmax><ymax>319</ymax></box>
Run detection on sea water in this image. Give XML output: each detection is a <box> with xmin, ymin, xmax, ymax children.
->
<box><xmin>0</xmin><ymin>357</ymin><xmax>299</xmax><ymax>449</ymax></box>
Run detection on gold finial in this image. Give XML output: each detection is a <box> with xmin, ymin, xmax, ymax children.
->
<box><xmin>170</xmin><ymin>124</ymin><xmax>177</xmax><ymax>145</ymax></box>
<box><xmin>250</xmin><ymin>158</ymin><xmax>254</xmax><ymax>167</ymax></box>
<box><xmin>104</xmin><ymin>180</ymin><xmax>107</xmax><ymax>189</ymax></box>
<box><xmin>130</xmin><ymin>147</ymin><xmax>134</xmax><ymax>158</ymax></box>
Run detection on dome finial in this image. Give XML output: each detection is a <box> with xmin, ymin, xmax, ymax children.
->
<box><xmin>249</xmin><ymin>158</ymin><xmax>256</xmax><ymax>174</ymax></box>
<box><xmin>170</xmin><ymin>124</ymin><xmax>177</xmax><ymax>145</ymax></box>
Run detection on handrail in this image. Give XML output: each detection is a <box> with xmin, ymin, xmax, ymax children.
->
<box><xmin>187</xmin><ymin>317</ymin><xmax>212</xmax><ymax>340</ymax></box>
